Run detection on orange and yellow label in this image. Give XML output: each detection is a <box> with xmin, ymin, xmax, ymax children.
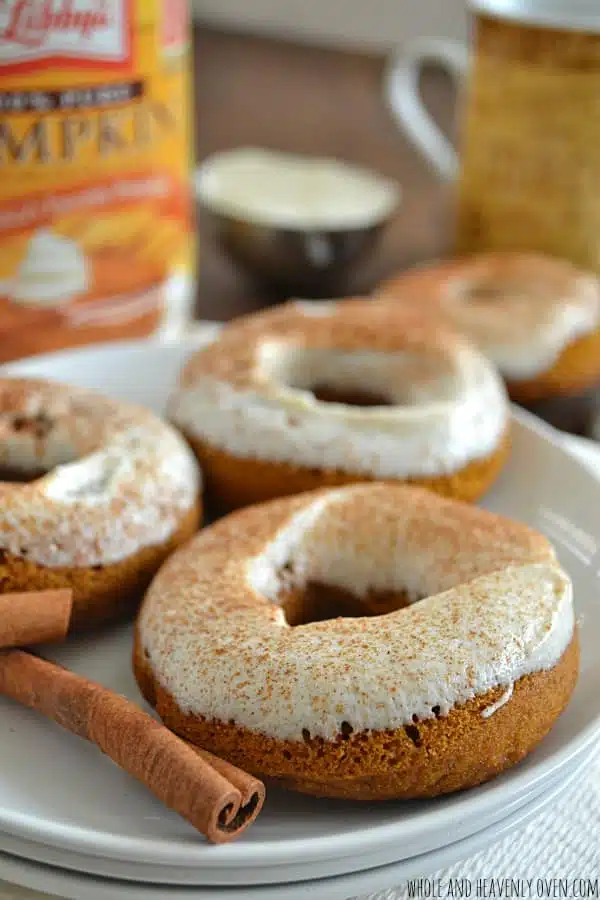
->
<box><xmin>0</xmin><ymin>0</ymin><xmax>195</xmax><ymax>361</ymax></box>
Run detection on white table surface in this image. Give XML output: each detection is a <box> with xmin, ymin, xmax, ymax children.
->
<box><xmin>1</xmin><ymin>433</ymin><xmax>599</xmax><ymax>899</ymax></box>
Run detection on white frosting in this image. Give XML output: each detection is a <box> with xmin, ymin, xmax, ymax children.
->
<box><xmin>0</xmin><ymin>379</ymin><xmax>201</xmax><ymax>567</ymax></box>
<box><xmin>139</xmin><ymin>485</ymin><xmax>575</xmax><ymax>742</ymax></box>
<box><xmin>172</xmin><ymin>337</ymin><xmax>508</xmax><ymax>479</ymax></box>
<box><xmin>195</xmin><ymin>148</ymin><xmax>400</xmax><ymax>231</ymax></box>
<box><xmin>11</xmin><ymin>229</ymin><xmax>89</xmax><ymax>307</ymax></box>
<box><xmin>447</xmin><ymin>284</ymin><xmax>600</xmax><ymax>381</ymax></box>
<box><xmin>382</xmin><ymin>255</ymin><xmax>600</xmax><ymax>381</ymax></box>
<box><xmin>481</xmin><ymin>683</ymin><xmax>514</xmax><ymax>719</ymax></box>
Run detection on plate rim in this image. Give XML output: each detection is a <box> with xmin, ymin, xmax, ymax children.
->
<box><xmin>0</xmin><ymin>741</ymin><xmax>593</xmax><ymax>886</ymax></box>
<box><xmin>0</xmin><ymin>327</ymin><xmax>221</xmax><ymax>376</ymax></box>
<box><xmin>0</xmin><ymin>753</ymin><xmax>590</xmax><ymax>900</ymax></box>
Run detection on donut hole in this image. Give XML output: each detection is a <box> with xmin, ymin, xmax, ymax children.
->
<box><xmin>457</xmin><ymin>275</ymin><xmax>525</xmax><ymax>306</ymax></box>
<box><xmin>0</xmin><ymin>458</ymin><xmax>72</xmax><ymax>485</ymax></box>
<box><xmin>309</xmin><ymin>384</ymin><xmax>392</xmax><ymax>408</ymax></box>
<box><xmin>463</xmin><ymin>281</ymin><xmax>507</xmax><ymax>304</ymax></box>
<box><xmin>0</xmin><ymin>411</ymin><xmax>78</xmax><ymax>484</ymax></box>
<box><xmin>248</xmin><ymin>500</ymin><xmax>429</xmax><ymax>627</ymax></box>
<box><xmin>258</xmin><ymin>343</ymin><xmax>459</xmax><ymax>409</ymax></box>
<box><xmin>279</xmin><ymin>581</ymin><xmax>415</xmax><ymax>626</ymax></box>
<box><xmin>11</xmin><ymin>413</ymin><xmax>54</xmax><ymax>439</ymax></box>
<box><xmin>0</xmin><ymin>467</ymin><xmax>48</xmax><ymax>484</ymax></box>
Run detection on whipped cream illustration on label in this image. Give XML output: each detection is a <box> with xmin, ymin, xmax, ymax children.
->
<box><xmin>10</xmin><ymin>228</ymin><xmax>89</xmax><ymax>307</ymax></box>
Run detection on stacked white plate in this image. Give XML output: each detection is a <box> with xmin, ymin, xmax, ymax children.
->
<box><xmin>1</xmin><ymin>333</ymin><xmax>599</xmax><ymax>900</ymax></box>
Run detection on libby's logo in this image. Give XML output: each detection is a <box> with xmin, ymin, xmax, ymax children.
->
<box><xmin>0</xmin><ymin>0</ymin><xmax>130</xmax><ymax>70</ymax></box>
<box><xmin>2</xmin><ymin>0</ymin><xmax>109</xmax><ymax>47</ymax></box>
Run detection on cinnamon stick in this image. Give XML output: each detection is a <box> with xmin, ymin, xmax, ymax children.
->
<box><xmin>0</xmin><ymin>650</ymin><xmax>265</xmax><ymax>843</ymax></box>
<box><xmin>0</xmin><ymin>590</ymin><xmax>72</xmax><ymax>649</ymax></box>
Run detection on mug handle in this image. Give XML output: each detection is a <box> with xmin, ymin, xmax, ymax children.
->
<box><xmin>384</xmin><ymin>38</ymin><xmax>469</xmax><ymax>182</ymax></box>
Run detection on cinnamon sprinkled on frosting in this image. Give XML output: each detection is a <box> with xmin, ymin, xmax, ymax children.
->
<box><xmin>377</xmin><ymin>253</ymin><xmax>600</xmax><ymax>381</ymax></box>
<box><xmin>138</xmin><ymin>484</ymin><xmax>574</xmax><ymax>742</ymax></box>
<box><xmin>170</xmin><ymin>300</ymin><xmax>509</xmax><ymax>479</ymax></box>
<box><xmin>0</xmin><ymin>378</ymin><xmax>201</xmax><ymax>568</ymax></box>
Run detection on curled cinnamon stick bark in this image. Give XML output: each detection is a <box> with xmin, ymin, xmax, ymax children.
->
<box><xmin>0</xmin><ymin>590</ymin><xmax>72</xmax><ymax>649</ymax></box>
<box><xmin>0</xmin><ymin>650</ymin><xmax>265</xmax><ymax>843</ymax></box>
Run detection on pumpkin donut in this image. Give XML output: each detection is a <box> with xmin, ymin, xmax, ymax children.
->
<box><xmin>0</xmin><ymin>378</ymin><xmax>201</xmax><ymax>632</ymax></box>
<box><xmin>376</xmin><ymin>252</ymin><xmax>600</xmax><ymax>403</ymax></box>
<box><xmin>134</xmin><ymin>483</ymin><xmax>578</xmax><ymax>801</ymax></box>
<box><xmin>169</xmin><ymin>299</ymin><xmax>510</xmax><ymax>511</ymax></box>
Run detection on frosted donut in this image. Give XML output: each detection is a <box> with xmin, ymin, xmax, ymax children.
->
<box><xmin>134</xmin><ymin>484</ymin><xmax>578</xmax><ymax>801</ymax></box>
<box><xmin>376</xmin><ymin>253</ymin><xmax>600</xmax><ymax>402</ymax></box>
<box><xmin>0</xmin><ymin>378</ymin><xmax>201</xmax><ymax>632</ymax></box>
<box><xmin>169</xmin><ymin>299</ymin><xmax>510</xmax><ymax>510</ymax></box>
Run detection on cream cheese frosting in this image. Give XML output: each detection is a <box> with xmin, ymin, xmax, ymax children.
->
<box><xmin>377</xmin><ymin>253</ymin><xmax>600</xmax><ymax>381</ymax></box>
<box><xmin>170</xmin><ymin>299</ymin><xmax>509</xmax><ymax>479</ymax></box>
<box><xmin>0</xmin><ymin>378</ymin><xmax>201</xmax><ymax>568</ymax></box>
<box><xmin>138</xmin><ymin>484</ymin><xmax>574</xmax><ymax>742</ymax></box>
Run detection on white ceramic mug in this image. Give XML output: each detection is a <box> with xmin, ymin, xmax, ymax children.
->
<box><xmin>384</xmin><ymin>37</ymin><xmax>470</xmax><ymax>182</ymax></box>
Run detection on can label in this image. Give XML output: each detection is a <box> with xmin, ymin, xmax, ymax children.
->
<box><xmin>0</xmin><ymin>0</ymin><xmax>195</xmax><ymax>361</ymax></box>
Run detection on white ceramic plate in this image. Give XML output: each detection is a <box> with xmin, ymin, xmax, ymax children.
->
<box><xmin>0</xmin><ymin>740</ymin><xmax>590</xmax><ymax>887</ymax></box>
<box><xmin>1</xmin><ymin>337</ymin><xmax>599</xmax><ymax>887</ymax></box>
<box><xmin>0</xmin><ymin>752</ymin><xmax>590</xmax><ymax>900</ymax></box>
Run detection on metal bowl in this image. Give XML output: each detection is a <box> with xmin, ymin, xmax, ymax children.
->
<box><xmin>195</xmin><ymin>149</ymin><xmax>400</xmax><ymax>297</ymax></box>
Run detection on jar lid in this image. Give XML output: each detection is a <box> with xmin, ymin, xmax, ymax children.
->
<box><xmin>470</xmin><ymin>0</ymin><xmax>600</xmax><ymax>32</ymax></box>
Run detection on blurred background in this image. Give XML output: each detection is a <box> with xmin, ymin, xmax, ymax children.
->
<box><xmin>5</xmin><ymin>1</ymin><xmax>597</xmax><ymax>435</ymax></box>
<box><xmin>192</xmin><ymin>0</ymin><xmax>468</xmax><ymax>50</ymax></box>
<box><xmin>191</xmin><ymin>1</ymin><xmax>465</xmax><ymax>319</ymax></box>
